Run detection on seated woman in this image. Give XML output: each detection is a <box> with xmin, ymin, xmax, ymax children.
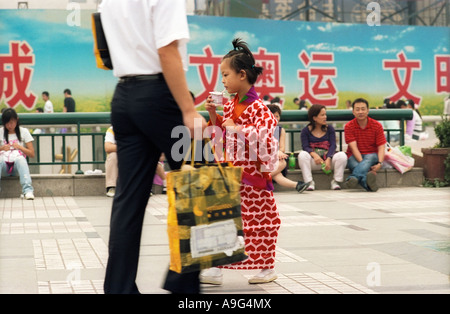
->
<box><xmin>298</xmin><ymin>104</ymin><xmax>347</xmax><ymax>191</ymax></box>
<box><xmin>0</xmin><ymin>108</ymin><xmax>35</xmax><ymax>199</ymax></box>
<box><xmin>267</xmin><ymin>104</ymin><xmax>309</xmax><ymax>193</ymax></box>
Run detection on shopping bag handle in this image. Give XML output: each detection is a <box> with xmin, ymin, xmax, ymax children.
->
<box><xmin>181</xmin><ymin>139</ymin><xmax>232</xmax><ymax>192</ymax></box>
<box><xmin>181</xmin><ymin>139</ymin><xmax>200</xmax><ymax>168</ymax></box>
<box><xmin>181</xmin><ymin>139</ymin><xmax>225</xmax><ymax>171</ymax></box>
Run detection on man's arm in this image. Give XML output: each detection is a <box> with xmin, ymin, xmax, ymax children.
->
<box><xmin>157</xmin><ymin>40</ymin><xmax>206</xmax><ymax>136</ymax></box>
<box><xmin>371</xmin><ymin>122</ymin><xmax>387</xmax><ymax>172</ymax></box>
<box><xmin>348</xmin><ymin>141</ymin><xmax>363</xmax><ymax>162</ymax></box>
<box><xmin>370</xmin><ymin>144</ymin><xmax>385</xmax><ymax>173</ymax></box>
<box><xmin>377</xmin><ymin>144</ymin><xmax>385</xmax><ymax>164</ymax></box>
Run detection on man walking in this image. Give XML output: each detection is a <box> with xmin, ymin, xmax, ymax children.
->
<box><xmin>100</xmin><ymin>0</ymin><xmax>207</xmax><ymax>294</ymax></box>
<box><xmin>63</xmin><ymin>89</ymin><xmax>75</xmax><ymax>112</ymax></box>
<box><xmin>42</xmin><ymin>91</ymin><xmax>54</xmax><ymax>113</ymax></box>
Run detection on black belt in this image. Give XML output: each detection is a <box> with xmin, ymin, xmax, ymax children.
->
<box><xmin>119</xmin><ymin>74</ymin><xmax>163</xmax><ymax>84</ymax></box>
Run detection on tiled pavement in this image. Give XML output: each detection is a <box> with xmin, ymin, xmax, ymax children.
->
<box><xmin>0</xmin><ymin>187</ymin><xmax>449</xmax><ymax>294</ymax></box>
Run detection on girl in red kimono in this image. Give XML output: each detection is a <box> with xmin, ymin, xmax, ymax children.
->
<box><xmin>201</xmin><ymin>38</ymin><xmax>283</xmax><ymax>285</ymax></box>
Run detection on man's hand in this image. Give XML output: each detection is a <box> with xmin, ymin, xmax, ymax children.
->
<box><xmin>370</xmin><ymin>162</ymin><xmax>382</xmax><ymax>173</ymax></box>
<box><xmin>183</xmin><ymin>110</ymin><xmax>207</xmax><ymax>138</ymax></box>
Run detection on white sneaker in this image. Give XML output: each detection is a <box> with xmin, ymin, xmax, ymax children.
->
<box><xmin>306</xmin><ymin>181</ymin><xmax>315</xmax><ymax>191</ymax></box>
<box><xmin>200</xmin><ymin>267</ymin><xmax>223</xmax><ymax>285</ymax></box>
<box><xmin>331</xmin><ymin>179</ymin><xmax>341</xmax><ymax>190</ymax></box>
<box><xmin>106</xmin><ymin>187</ymin><xmax>115</xmax><ymax>198</ymax></box>
<box><xmin>248</xmin><ymin>269</ymin><xmax>278</xmax><ymax>284</ymax></box>
<box><xmin>24</xmin><ymin>192</ymin><xmax>35</xmax><ymax>200</ymax></box>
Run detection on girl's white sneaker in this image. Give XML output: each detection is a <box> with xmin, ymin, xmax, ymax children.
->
<box><xmin>200</xmin><ymin>267</ymin><xmax>223</xmax><ymax>285</ymax></box>
<box><xmin>248</xmin><ymin>269</ymin><xmax>278</xmax><ymax>284</ymax></box>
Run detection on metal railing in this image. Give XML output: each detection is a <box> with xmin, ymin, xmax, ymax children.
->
<box><xmin>273</xmin><ymin>109</ymin><xmax>413</xmax><ymax>151</ymax></box>
<box><xmin>7</xmin><ymin>112</ymin><xmax>111</xmax><ymax>174</ymax></box>
<box><xmin>1</xmin><ymin>109</ymin><xmax>412</xmax><ymax>173</ymax></box>
<box><xmin>201</xmin><ymin>108</ymin><xmax>413</xmax><ymax>151</ymax></box>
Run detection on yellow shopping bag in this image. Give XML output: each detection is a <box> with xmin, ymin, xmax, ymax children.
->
<box><xmin>91</xmin><ymin>13</ymin><xmax>113</xmax><ymax>70</ymax></box>
<box><xmin>167</xmin><ymin>142</ymin><xmax>247</xmax><ymax>273</ymax></box>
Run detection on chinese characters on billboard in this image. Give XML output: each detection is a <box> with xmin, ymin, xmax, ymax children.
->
<box><xmin>0</xmin><ymin>11</ymin><xmax>449</xmax><ymax>114</ymax></box>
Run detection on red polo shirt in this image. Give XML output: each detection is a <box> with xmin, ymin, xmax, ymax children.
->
<box><xmin>345</xmin><ymin>117</ymin><xmax>386</xmax><ymax>157</ymax></box>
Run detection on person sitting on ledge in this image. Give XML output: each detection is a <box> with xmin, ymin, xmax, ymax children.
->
<box><xmin>0</xmin><ymin>108</ymin><xmax>35</xmax><ymax>200</ymax></box>
<box><xmin>343</xmin><ymin>98</ymin><xmax>386</xmax><ymax>192</ymax></box>
<box><xmin>267</xmin><ymin>104</ymin><xmax>309</xmax><ymax>193</ymax></box>
<box><xmin>298</xmin><ymin>104</ymin><xmax>348</xmax><ymax>191</ymax></box>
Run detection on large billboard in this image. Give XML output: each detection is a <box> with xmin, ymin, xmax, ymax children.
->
<box><xmin>0</xmin><ymin>9</ymin><xmax>449</xmax><ymax>114</ymax></box>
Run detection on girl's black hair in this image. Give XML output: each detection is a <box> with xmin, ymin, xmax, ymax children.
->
<box><xmin>1</xmin><ymin>108</ymin><xmax>21</xmax><ymax>143</ymax></box>
<box><xmin>222</xmin><ymin>38</ymin><xmax>263</xmax><ymax>85</ymax></box>
<box><xmin>308</xmin><ymin>104</ymin><xmax>328</xmax><ymax>132</ymax></box>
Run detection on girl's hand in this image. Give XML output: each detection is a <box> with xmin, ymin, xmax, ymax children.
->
<box><xmin>222</xmin><ymin>119</ymin><xmax>242</xmax><ymax>133</ymax></box>
<box><xmin>278</xmin><ymin>151</ymin><xmax>288</xmax><ymax>160</ymax></box>
<box><xmin>313</xmin><ymin>155</ymin><xmax>324</xmax><ymax>165</ymax></box>
<box><xmin>1</xmin><ymin>144</ymin><xmax>11</xmax><ymax>151</ymax></box>
<box><xmin>310</xmin><ymin>152</ymin><xmax>323</xmax><ymax>165</ymax></box>
<box><xmin>205</xmin><ymin>95</ymin><xmax>216</xmax><ymax>114</ymax></box>
<box><xmin>222</xmin><ymin>119</ymin><xmax>236</xmax><ymax>128</ymax></box>
<box><xmin>324</xmin><ymin>158</ymin><xmax>332</xmax><ymax>171</ymax></box>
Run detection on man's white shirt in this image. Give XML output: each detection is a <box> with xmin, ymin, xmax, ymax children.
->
<box><xmin>99</xmin><ymin>0</ymin><xmax>190</xmax><ymax>78</ymax></box>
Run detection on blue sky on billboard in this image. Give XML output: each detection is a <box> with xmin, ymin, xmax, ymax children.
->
<box><xmin>0</xmin><ymin>10</ymin><xmax>448</xmax><ymax>111</ymax></box>
<box><xmin>186</xmin><ymin>15</ymin><xmax>448</xmax><ymax>95</ymax></box>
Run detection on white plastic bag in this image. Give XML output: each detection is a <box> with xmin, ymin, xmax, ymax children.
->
<box><xmin>384</xmin><ymin>143</ymin><xmax>414</xmax><ymax>174</ymax></box>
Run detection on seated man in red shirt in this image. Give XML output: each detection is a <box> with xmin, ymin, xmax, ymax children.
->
<box><xmin>344</xmin><ymin>98</ymin><xmax>386</xmax><ymax>192</ymax></box>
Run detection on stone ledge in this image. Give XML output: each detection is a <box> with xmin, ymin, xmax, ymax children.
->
<box><xmin>274</xmin><ymin>167</ymin><xmax>424</xmax><ymax>191</ymax></box>
<box><xmin>0</xmin><ymin>168</ymin><xmax>424</xmax><ymax>198</ymax></box>
<box><xmin>0</xmin><ymin>174</ymin><xmax>105</xmax><ymax>198</ymax></box>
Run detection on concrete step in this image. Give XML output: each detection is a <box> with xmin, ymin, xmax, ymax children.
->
<box><xmin>274</xmin><ymin>167</ymin><xmax>424</xmax><ymax>191</ymax></box>
<box><xmin>0</xmin><ymin>174</ymin><xmax>106</xmax><ymax>198</ymax></box>
<box><xmin>0</xmin><ymin>174</ymin><xmax>167</xmax><ymax>198</ymax></box>
<box><xmin>0</xmin><ymin>167</ymin><xmax>424</xmax><ymax>198</ymax></box>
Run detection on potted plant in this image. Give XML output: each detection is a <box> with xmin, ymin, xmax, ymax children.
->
<box><xmin>422</xmin><ymin>116</ymin><xmax>450</xmax><ymax>184</ymax></box>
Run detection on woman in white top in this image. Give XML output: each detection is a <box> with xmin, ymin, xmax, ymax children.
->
<box><xmin>0</xmin><ymin>108</ymin><xmax>35</xmax><ymax>199</ymax></box>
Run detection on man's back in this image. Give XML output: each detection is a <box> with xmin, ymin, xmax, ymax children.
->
<box><xmin>99</xmin><ymin>0</ymin><xmax>189</xmax><ymax>78</ymax></box>
<box><xmin>64</xmin><ymin>97</ymin><xmax>75</xmax><ymax>112</ymax></box>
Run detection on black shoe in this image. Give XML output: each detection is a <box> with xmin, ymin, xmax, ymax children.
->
<box><xmin>343</xmin><ymin>177</ymin><xmax>358</xmax><ymax>189</ymax></box>
<box><xmin>366</xmin><ymin>172</ymin><xmax>378</xmax><ymax>192</ymax></box>
<box><xmin>296</xmin><ymin>181</ymin><xmax>310</xmax><ymax>193</ymax></box>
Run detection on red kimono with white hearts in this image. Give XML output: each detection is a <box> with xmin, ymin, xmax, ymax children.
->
<box><xmin>210</xmin><ymin>88</ymin><xmax>281</xmax><ymax>270</ymax></box>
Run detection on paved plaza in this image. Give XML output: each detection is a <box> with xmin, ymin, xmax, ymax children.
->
<box><xmin>0</xmin><ymin>185</ymin><xmax>449</xmax><ymax>294</ymax></box>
